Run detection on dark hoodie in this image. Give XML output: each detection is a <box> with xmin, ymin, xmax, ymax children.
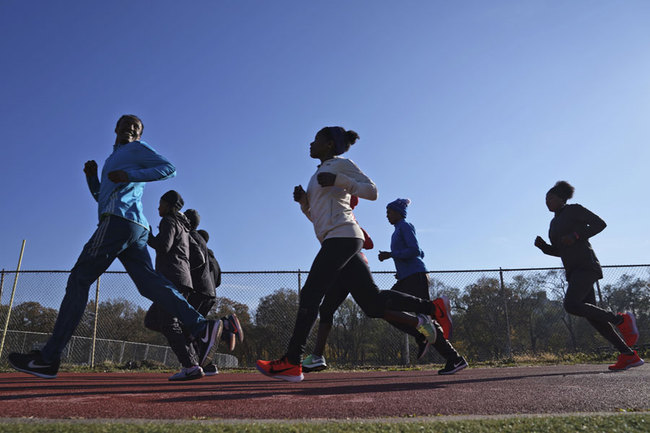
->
<box><xmin>148</xmin><ymin>211</ymin><xmax>193</xmax><ymax>292</ymax></box>
<box><xmin>188</xmin><ymin>230</ymin><xmax>216</xmax><ymax>298</ymax></box>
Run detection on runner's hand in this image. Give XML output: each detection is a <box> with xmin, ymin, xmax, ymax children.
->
<box><xmin>294</xmin><ymin>185</ymin><xmax>307</xmax><ymax>204</ymax></box>
<box><xmin>83</xmin><ymin>160</ymin><xmax>97</xmax><ymax>177</ymax></box>
<box><xmin>378</xmin><ymin>251</ymin><xmax>391</xmax><ymax>262</ymax></box>
<box><xmin>534</xmin><ymin>236</ymin><xmax>547</xmax><ymax>249</ymax></box>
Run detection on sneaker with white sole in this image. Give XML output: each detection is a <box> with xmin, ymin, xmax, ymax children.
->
<box><xmin>438</xmin><ymin>356</ymin><xmax>468</xmax><ymax>375</ymax></box>
<box><xmin>8</xmin><ymin>350</ymin><xmax>60</xmax><ymax>379</ymax></box>
<box><xmin>416</xmin><ymin>314</ymin><xmax>437</xmax><ymax>344</ymax></box>
<box><xmin>256</xmin><ymin>357</ymin><xmax>304</xmax><ymax>382</ymax></box>
<box><xmin>302</xmin><ymin>354</ymin><xmax>327</xmax><ymax>372</ymax></box>
<box><xmin>202</xmin><ymin>363</ymin><xmax>219</xmax><ymax>376</ymax></box>
<box><xmin>169</xmin><ymin>365</ymin><xmax>204</xmax><ymax>381</ymax></box>
<box><xmin>195</xmin><ymin>319</ymin><xmax>223</xmax><ymax>366</ymax></box>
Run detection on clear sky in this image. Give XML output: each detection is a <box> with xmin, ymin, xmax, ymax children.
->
<box><xmin>1</xmin><ymin>1</ymin><xmax>650</xmax><ymax>274</ymax></box>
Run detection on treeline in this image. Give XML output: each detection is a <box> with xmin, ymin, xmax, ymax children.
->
<box><xmin>2</xmin><ymin>271</ymin><xmax>648</xmax><ymax>367</ymax></box>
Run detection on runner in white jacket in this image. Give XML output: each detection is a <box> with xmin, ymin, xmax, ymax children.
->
<box><xmin>256</xmin><ymin>126</ymin><xmax>442</xmax><ymax>382</ymax></box>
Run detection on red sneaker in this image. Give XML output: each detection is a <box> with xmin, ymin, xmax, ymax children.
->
<box><xmin>433</xmin><ymin>296</ymin><xmax>453</xmax><ymax>340</ymax></box>
<box><xmin>608</xmin><ymin>351</ymin><xmax>644</xmax><ymax>371</ymax></box>
<box><xmin>616</xmin><ymin>312</ymin><xmax>639</xmax><ymax>347</ymax></box>
<box><xmin>256</xmin><ymin>357</ymin><xmax>304</xmax><ymax>382</ymax></box>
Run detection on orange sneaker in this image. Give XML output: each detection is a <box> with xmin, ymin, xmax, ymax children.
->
<box><xmin>433</xmin><ymin>296</ymin><xmax>453</xmax><ymax>340</ymax></box>
<box><xmin>608</xmin><ymin>351</ymin><xmax>644</xmax><ymax>371</ymax></box>
<box><xmin>256</xmin><ymin>357</ymin><xmax>304</xmax><ymax>382</ymax></box>
<box><xmin>616</xmin><ymin>312</ymin><xmax>639</xmax><ymax>347</ymax></box>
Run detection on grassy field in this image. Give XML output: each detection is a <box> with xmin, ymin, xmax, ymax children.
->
<box><xmin>0</xmin><ymin>413</ymin><xmax>647</xmax><ymax>433</ymax></box>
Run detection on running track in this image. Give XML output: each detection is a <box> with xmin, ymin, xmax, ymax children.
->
<box><xmin>0</xmin><ymin>364</ymin><xmax>648</xmax><ymax>420</ymax></box>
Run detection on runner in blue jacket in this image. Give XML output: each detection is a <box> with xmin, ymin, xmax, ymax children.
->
<box><xmin>8</xmin><ymin>115</ymin><xmax>222</xmax><ymax>379</ymax></box>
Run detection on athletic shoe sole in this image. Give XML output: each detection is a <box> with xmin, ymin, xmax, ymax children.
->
<box><xmin>256</xmin><ymin>364</ymin><xmax>304</xmax><ymax>382</ymax></box>
<box><xmin>8</xmin><ymin>355</ymin><xmax>57</xmax><ymax>379</ymax></box>
<box><xmin>8</xmin><ymin>362</ymin><xmax>57</xmax><ymax>379</ymax></box>
<box><xmin>169</xmin><ymin>371</ymin><xmax>205</xmax><ymax>381</ymax></box>
<box><xmin>609</xmin><ymin>359</ymin><xmax>645</xmax><ymax>371</ymax></box>
<box><xmin>302</xmin><ymin>364</ymin><xmax>328</xmax><ymax>373</ymax></box>
<box><xmin>438</xmin><ymin>359</ymin><xmax>468</xmax><ymax>375</ymax></box>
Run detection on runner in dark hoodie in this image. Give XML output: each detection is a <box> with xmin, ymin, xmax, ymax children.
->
<box><xmin>535</xmin><ymin>181</ymin><xmax>642</xmax><ymax>371</ymax></box>
<box><xmin>145</xmin><ymin>190</ymin><xmax>205</xmax><ymax>381</ymax></box>
<box><xmin>184</xmin><ymin>210</ymin><xmax>243</xmax><ymax>376</ymax></box>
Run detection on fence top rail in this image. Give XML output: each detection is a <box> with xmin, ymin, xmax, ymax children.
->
<box><xmin>3</xmin><ymin>264</ymin><xmax>650</xmax><ymax>275</ymax></box>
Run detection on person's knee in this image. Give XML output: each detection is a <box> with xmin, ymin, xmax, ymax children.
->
<box><xmin>143</xmin><ymin>309</ymin><xmax>159</xmax><ymax>331</ymax></box>
<box><xmin>359</xmin><ymin>302</ymin><xmax>384</xmax><ymax>318</ymax></box>
<box><xmin>318</xmin><ymin>306</ymin><xmax>335</xmax><ymax>325</ymax></box>
<box><xmin>563</xmin><ymin>298</ymin><xmax>582</xmax><ymax>316</ymax></box>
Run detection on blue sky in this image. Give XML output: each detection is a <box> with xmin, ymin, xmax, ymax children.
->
<box><xmin>1</xmin><ymin>1</ymin><xmax>650</xmax><ymax>274</ymax></box>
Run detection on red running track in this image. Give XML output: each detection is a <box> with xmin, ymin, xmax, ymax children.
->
<box><xmin>0</xmin><ymin>364</ymin><xmax>648</xmax><ymax>420</ymax></box>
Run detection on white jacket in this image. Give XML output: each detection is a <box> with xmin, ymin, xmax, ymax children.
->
<box><xmin>300</xmin><ymin>156</ymin><xmax>377</xmax><ymax>243</ymax></box>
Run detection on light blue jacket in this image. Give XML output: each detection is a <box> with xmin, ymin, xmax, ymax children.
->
<box><xmin>391</xmin><ymin>219</ymin><xmax>427</xmax><ymax>280</ymax></box>
<box><xmin>86</xmin><ymin>140</ymin><xmax>176</xmax><ymax>229</ymax></box>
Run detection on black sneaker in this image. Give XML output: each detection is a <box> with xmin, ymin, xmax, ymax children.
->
<box><xmin>203</xmin><ymin>363</ymin><xmax>219</xmax><ymax>376</ymax></box>
<box><xmin>8</xmin><ymin>350</ymin><xmax>60</xmax><ymax>379</ymax></box>
<box><xmin>195</xmin><ymin>319</ymin><xmax>223</xmax><ymax>366</ymax></box>
<box><xmin>438</xmin><ymin>356</ymin><xmax>468</xmax><ymax>375</ymax></box>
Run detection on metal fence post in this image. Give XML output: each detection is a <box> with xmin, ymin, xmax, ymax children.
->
<box><xmin>0</xmin><ymin>240</ymin><xmax>26</xmax><ymax>359</ymax></box>
<box><xmin>119</xmin><ymin>341</ymin><xmax>125</xmax><ymax>364</ymax></box>
<box><xmin>298</xmin><ymin>269</ymin><xmax>302</xmax><ymax>294</ymax></box>
<box><xmin>499</xmin><ymin>268</ymin><xmax>512</xmax><ymax>358</ymax></box>
<box><xmin>402</xmin><ymin>334</ymin><xmax>410</xmax><ymax>366</ymax></box>
<box><xmin>0</xmin><ymin>269</ymin><xmax>5</xmax><ymax>304</ymax></box>
<box><xmin>90</xmin><ymin>276</ymin><xmax>101</xmax><ymax>368</ymax></box>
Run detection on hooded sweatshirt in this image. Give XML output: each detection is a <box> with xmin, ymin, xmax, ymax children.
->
<box><xmin>390</xmin><ymin>219</ymin><xmax>427</xmax><ymax>280</ymax></box>
<box><xmin>148</xmin><ymin>211</ymin><xmax>193</xmax><ymax>292</ymax></box>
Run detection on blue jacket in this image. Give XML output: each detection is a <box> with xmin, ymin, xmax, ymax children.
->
<box><xmin>86</xmin><ymin>140</ymin><xmax>176</xmax><ymax>229</ymax></box>
<box><xmin>390</xmin><ymin>219</ymin><xmax>427</xmax><ymax>280</ymax></box>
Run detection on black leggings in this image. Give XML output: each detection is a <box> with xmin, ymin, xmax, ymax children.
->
<box><xmin>388</xmin><ymin>272</ymin><xmax>459</xmax><ymax>360</ymax></box>
<box><xmin>564</xmin><ymin>270</ymin><xmax>629</xmax><ymax>353</ymax></box>
<box><xmin>285</xmin><ymin>238</ymin><xmax>434</xmax><ymax>364</ymax></box>
<box><xmin>144</xmin><ymin>290</ymin><xmax>216</xmax><ymax>368</ymax></box>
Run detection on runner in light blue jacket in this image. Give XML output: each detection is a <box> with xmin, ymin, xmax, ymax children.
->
<box><xmin>8</xmin><ymin>115</ymin><xmax>222</xmax><ymax>379</ymax></box>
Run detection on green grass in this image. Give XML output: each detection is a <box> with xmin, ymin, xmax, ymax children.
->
<box><xmin>0</xmin><ymin>413</ymin><xmax>648</xmax><ymax>433</ymax></box>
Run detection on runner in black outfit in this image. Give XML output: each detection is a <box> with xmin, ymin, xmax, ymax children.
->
<box><xmin>534</xmin><ymin>181</ymin><xmax>642</xmax><ymax>371</ymax></box>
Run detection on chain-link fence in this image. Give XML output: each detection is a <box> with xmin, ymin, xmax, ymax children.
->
<box><xmin>1</xmin><ymin>266</ymin><xmax>648</xmax><ymax>369</ymax></box>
